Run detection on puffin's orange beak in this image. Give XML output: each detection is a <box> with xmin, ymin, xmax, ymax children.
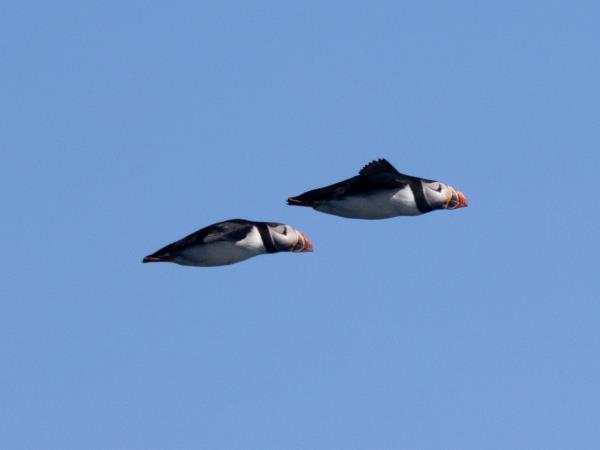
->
<box><xmin>455</xmin><ymin>189</ymin><xmax>469</xmax><ymax>208</ymax></box>
<box><xmin>293</xmin><ymin>231</ymin><xmax>314</xmax><ymax>252</ymax></box>
<box><xmin>448</xmin><ymin>188</ymin><xmax>469</xmax><ymax>209</ymax></box>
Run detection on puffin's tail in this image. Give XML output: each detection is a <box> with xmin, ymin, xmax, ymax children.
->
<box><xmin>287</xmin><ymin>196</ymin><xmax>313</xmax><ymax>207</ymax></box>
<box><xmin>142</xmin><ymin>254</ymin><xmax>176</xmax><ymax>263</ymax></box>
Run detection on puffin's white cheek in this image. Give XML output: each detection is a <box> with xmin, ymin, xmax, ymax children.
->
<box><xmin>434</xmin><ymin>192</ymin><xmax>448</xmax><ymax>208</ymax></box>
<box><xmin>271</xmin><ymin>232</ymin><xmax>291</xmax><ymax>250</ymax></box>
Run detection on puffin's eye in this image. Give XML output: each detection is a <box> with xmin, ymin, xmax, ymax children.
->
<box><xmin>281</xmin><ymin>227</ymin><xmax>287</xmax><ymax>235</ymax></box>
<box><xmin>435</xmin><ymin>184</ymin><xmax>443</xmax><ymax>192</ymax></box>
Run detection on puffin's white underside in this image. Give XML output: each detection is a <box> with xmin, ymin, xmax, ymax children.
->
<box><xmin>175</xmin><ymin>227</ymin><xmax>265</xmax><ymax>266</ymax></box>
<box><xmin>314</xmin><ymin>187</ymin><xmax>422</xmax><ymax>219</ymax></box>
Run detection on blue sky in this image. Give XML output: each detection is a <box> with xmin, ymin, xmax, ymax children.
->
<box><xmin>2</xmin><ymin>1</ymin><xmax>599</xmax><ymax>449</ymax></box>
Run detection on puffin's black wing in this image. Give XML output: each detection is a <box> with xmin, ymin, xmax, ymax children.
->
<box><xmin>359</xmin><ymin>158</ymin><xmax>401</xmax><ymax>178</ymax></box>
<box><xmin>287</xmin><ymin>177</ymin><xmax>356</xmax><ymax>205</ymax></box>
<box><xmin>144</xmin><ymin>219</ymin><xmax>253</xmax><ymax>260</ymax></box>
<box><xmin>360</xmin><ymin>158</ymin><xmax>434</xmax><ymax>183</ymax></box>
<box><xmin>357</xmin><ymin>158</ymin><xmax>426</xmax><ymax>184</ymax></box>
<box><xmin>199</xmin><ymin>220</ymin><xmax>256</xmax><ymax>244</ymax></box>
<box><xmin>288</xmin><ymin>159</ymin><xmax>413</xmax><ymax>206</ymax></box>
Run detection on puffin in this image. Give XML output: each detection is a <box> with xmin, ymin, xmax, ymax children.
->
<box><xmin>287</xmin><ymin>158</ymin><xmax>468</xmax><ymax>219</ymax></box>
<box><xmin>142</xmin><ymin>219</ymin><xmax>313</xmax><ymax>267</ymax></box>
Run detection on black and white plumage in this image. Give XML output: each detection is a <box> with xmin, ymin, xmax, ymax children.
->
<box><xmin>287</xmin><ymin>159</ymin><xmax>468</xmax><ymax>219</ymax></box>
<box><xmin>142</xmin><ymin>219</ymin><xmax>313</xmax><ymax>267</ymax></box>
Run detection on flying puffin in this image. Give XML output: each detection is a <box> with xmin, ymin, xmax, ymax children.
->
<box><xmin>287</xmin><ymin>158</ymin><xmax>468</xmax><ymax>219</ymax></box>
<box><xmin>142</xmin><ymin>219</ymin><xmax>313</xmax><ymax>267</ymax></box>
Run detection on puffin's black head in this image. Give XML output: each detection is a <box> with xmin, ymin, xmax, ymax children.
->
<box><xmin>422</xmin><ymin>181</ymin><xmax>469</xmax><ymax>210</ymax></box>
<box><xmin>268</xmin><ymin>224</ymin><xmax>314</xmax><ymax>253</ymax></box>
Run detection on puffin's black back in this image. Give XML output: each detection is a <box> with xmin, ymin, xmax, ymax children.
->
<box><xmin>146</xmin><ymin>219</ymin><xmax>255</xmax><ymax>259</ymax></box>
<box><xmin>288</xmin><ymin>158</ymin><xmax>428</xmax><ymax>205</ymax></box>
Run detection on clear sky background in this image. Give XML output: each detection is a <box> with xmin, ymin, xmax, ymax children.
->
<box><xmin>2</xmin><ymin>1</ymin><xmax>599</xmax><ymax>449</ymax></box>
